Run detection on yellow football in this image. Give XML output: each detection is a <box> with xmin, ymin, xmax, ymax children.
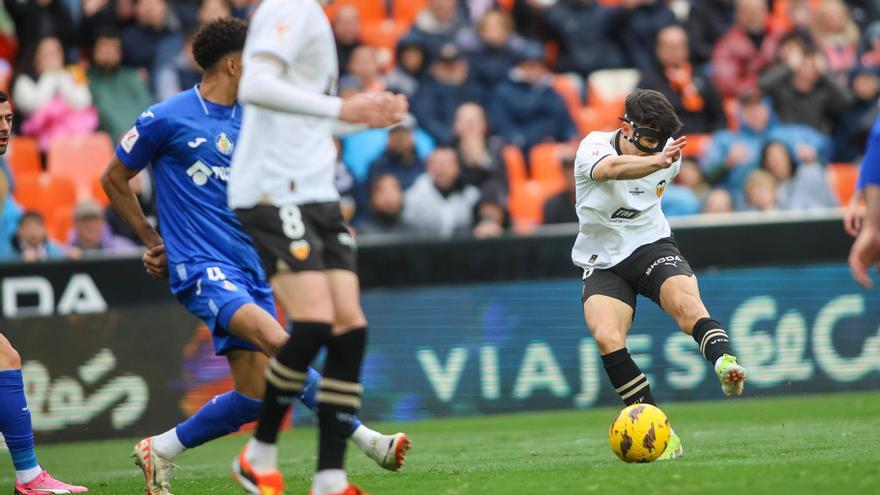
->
<box><xmin>608</xmin><ymin>403</ymin><xmax>671</xmax><ymax>463</ymax></box>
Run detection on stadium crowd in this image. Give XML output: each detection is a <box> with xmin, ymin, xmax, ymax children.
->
<box><xmin>0</xmin><ymin>0</ymin><xmax>876</xmax><ymax>262</ymax></box>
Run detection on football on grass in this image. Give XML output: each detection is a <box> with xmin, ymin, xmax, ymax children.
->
<box><xmin>609</xmin><ymin>403</ymin><xmax>671</xmax><ymax>463</ymax></box>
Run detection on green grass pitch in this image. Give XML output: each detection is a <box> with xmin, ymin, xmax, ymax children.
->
<box><xmin>2</xmin><ymin>391</ymin><xmax>878</xmax><ymax>494</ymax></box>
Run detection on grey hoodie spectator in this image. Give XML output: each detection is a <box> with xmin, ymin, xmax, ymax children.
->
<box><xmin>67</xmin><ymin>200</ymin><xmax>139</xmax><ymax>258</ymax></box>
<box><xmin>403</xmin><ymin>147</ymin><xmax>481</xmax><ymax>238</ymax></box>
<box><xmin>759</xmin><ymin>140</ymin><xmax>838</xmax><ymax>210</ymax></box>
<box><xmin>386</xmin><ymin>35</ymin><xmax>428</xmax><ymax>97</ymax></box>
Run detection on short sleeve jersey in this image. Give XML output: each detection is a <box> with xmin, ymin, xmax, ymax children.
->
<box><xmin>115</xmin><ymin>88</ymin><xmax>265</xmax><ymax>292</ymax></box>
<box><xmin>570</xmin><ymin>131</ymin><xmax>681</xmax><ymax>272</ymax></box>
<box><xmin>228</xmin><ymin>0</ymin><xmax>340</xmax><ymax>209</ymax></box>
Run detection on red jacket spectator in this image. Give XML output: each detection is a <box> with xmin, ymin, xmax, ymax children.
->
<box><xmin>711</xmin><ymin>0</ymin><xmax>782</xmax><ymax>98</ymax></box>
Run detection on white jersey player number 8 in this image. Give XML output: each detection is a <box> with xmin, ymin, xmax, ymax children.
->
<box><xmin>280</xmin><ymin>204</ymin><xmax>306</xmax><ymax>240</ymax></box>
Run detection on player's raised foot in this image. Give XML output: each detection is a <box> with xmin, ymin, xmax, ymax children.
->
<box><xmin>132</xmin><ymin>436</ymin><xmax>175</xmax><ymax>495</ymax></box>
<box><xmin>364</xmin><ymin>432</ymin><xmax>410</xmax><ymax>471</ymax></box>
<box><xmin>14</xmin><ymin>471</ymin><xmax>88</xmax><ymax>494</ymax></box>
<box><xmin>657</xmin><ymin>430</ymin><xmax>683</xmax><ymax>461</ymax></box>
<box><xmin>232</xmin><ymin>445</ymin><xmax>284</xmax><ymax>495</ymax></box>
<box><xmin>715</xmin><ymin>354</ymin><xmax>747</xmax><ymax>396</ymax></box>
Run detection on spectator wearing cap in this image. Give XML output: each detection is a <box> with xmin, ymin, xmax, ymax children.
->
<box><xmin>487</xmin><ymin>41</ymin><xmax>576</xmax><ymax>152</ymax></box>
<box><xmin>67</xmin><ymin>200</ymin><xmax>139</xmax><ymax>258</ymax></box>
<box><xmin>358</xmin><ymin>173</ymin><xmax>414</xmax><ymax>236</ymax></box>
<box><xmin>686</xmin><ymin>0</ymin><xmax>736</xmax><ymax>67</ymax></box>
<box><xmin>366</xmin><ymin>114</ymin><xmax>425</xmax><ymax>191</ymax></box>
<box><xmin>759</xmin><ymin>140</ymin><xmax>838</xmax><ymax>211</ymax></box>
<box><xmin>460</xmin><ymin>8</ymin><xmax>525</xmax><ymax>94</ymax></box>
<box><xmin>334</xmin><ymin>5</ymin><xmax>362</xmax><ymax>76</ymax></box>
<box><xmin>410</xmin><ymin>0</ymin><xmax>469</xmax><ymax>54</ymax></box>
<box><xmin>758</xmin><ymin>45</ymin><xmax>853</xmax><ymax>134</ymax></box>
<box><xmin>833</xmin><ymin>67</ymin><xmax>880</xmax><ymax>162</ymax></box>
<box><xmin>711</xmin><ymin>0</ymin><xmax>783</xmax><ymax>99</ymax></box>
<box><xmin>700</xmin><ymin>89</ymin><xmax>830</xmax><ymax>199</ymax></box>
<box><xmin>542</xmin><ymin>154</ymin><xmax>578</xmax><ymax>225</ymax></box>
<box><xmin>88</xmin><ymin>29</ymin><xmax>154</xmax><ymax>141</ymax></box>
<box><xmin>121</xmin><ymin>0</ymin><xmax>184</xmax><ymax>95</ymax></box>
<box><xmin>403</xmin><ymin>147</ymin><xmax>481</xmax><ymax>239</ymax></box>
<box><xmin>411</xmin><ymin>42</ymin><xmax>485</xmax><ymax>146</ymax></box>
<box><xmin>11</xmin><ymin>211</ymin><xmax>66</xmax><ymax>262</ymax></box>
<box><xmin>638</xmin><ymin>25</ymin><xmax>727</xmax><ymax>134</ymax></box>
<box><xmin>386</xmin><ymin>34</ymin><xmax>428</xmax><ymax>97</ymax></box>
<box><xmin>453</xmin><ymin>102</ymin><xmax>507</xmax><ymax>195</ymax></box>
<box><xmin>540</xmin><ymin>0</ymin><xmax>630</xmax><ymax>77</ymax></box>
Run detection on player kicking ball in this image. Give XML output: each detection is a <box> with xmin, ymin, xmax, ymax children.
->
<box><xmin>101</xmin><ymin>19</ymin><xmax>407</xmax><ymax>495</ymax></box>
<box><xmin>573</xmin><ymin>89</ymin><xmax>747</xmax><ymax>460</ymax></box>
<box><xmin>227</xmin><ymin>0</ymin><xmax>409</xmax><ymax>493</ymax></box>
<box><xmin>0</xmin><ymin>93</ymin><xmax>88</xmax><ymax>495</ymax></box>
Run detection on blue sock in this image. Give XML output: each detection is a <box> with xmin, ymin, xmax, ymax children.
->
<box><xmin>0</xmin><ymin>370</ymin><xmax>38</xmax><ymax>471</ymax></box>
<box><xmin>175</xmin><ymin>390</ymin><xmax>262</xmax><ymax>449</ymax></box>
<box><xmin>297</xmin><ymin>366</ymin><xmax>362</xmax><ymax>435</ymax></box>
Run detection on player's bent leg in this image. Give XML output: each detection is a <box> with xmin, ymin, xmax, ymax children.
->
<box><xmin>227</xmin><ymin>303</ymin><xmax>289</xmax><ymax>356</ymax></box>
<box><xmin>658</xmin><ymin>275</ymin><xmax>747</xmax><ymax>396</ymax></box>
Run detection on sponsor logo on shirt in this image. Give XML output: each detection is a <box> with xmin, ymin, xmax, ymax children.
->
<box><xmin>645</xmin><ymin>255</ymin><xmax>684</xmax><ymax>277</ymax></box>
<box><xmin>186</xmin><ymin>161</ymin><xmax>230</xmax><ymax>186</ymax></box>
<box><xmin>140</xmin><ymin>110</ymin><xmax>155</xmax><ymax>119</ymax></box>
<box><xmin>629</xmin><ymin>187</ymin><xmax>645</xmax><ymax>196</ymax></box>
<box><xmin>121</xmin><ymin>127</ymin><xmax>139</xmax><ymax>153</ymax></box>
<box><xmin>215</xmin><ymin>133</ymin><xmax>234</xmax><ymax>155</ymax></box>
<box><xmin>656</xmin><ymin>180</ymin><xmax>667</xmax><ymax>198</ymax></box>
<box><xmin>187</xmin><ymin>137</ymin><xmax>207</xmax><ymax>148</ymax></box>
<box><xmin>610</xmin><ymin>207</ymin><xmax>643</xmax><ymax>221</ymax></box>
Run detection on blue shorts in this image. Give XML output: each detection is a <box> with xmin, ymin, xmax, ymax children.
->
<box><xmin>173</xmin><ymin>262</ymin><xmax>278</xmax><ymax>355</ymax></box>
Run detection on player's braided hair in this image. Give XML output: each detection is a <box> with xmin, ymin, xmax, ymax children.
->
<box><xmin>192</xmin><ymin>17</ymin><xmax>248</xmax><ymax>71</ymax></box>
<box><xmin>624</xmin><ymin>89</ymin><xmax>683</xmax><ymax>136</ymax></box>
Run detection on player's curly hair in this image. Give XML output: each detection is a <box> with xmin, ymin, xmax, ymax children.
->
<box><xmin>192</xmin><ymin>17</ymin><xmax>248</xmax><ymax>71</ymax></box>
<box><xmin>624</xmin><ymin>89</ymin><xmax>683</xmax><ymax>136</ymax></box>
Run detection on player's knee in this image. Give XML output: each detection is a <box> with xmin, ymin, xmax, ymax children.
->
<box><xmin>671</xmin><ymin>296</ymin><xmax>709</xmax><ymax>332</ymax></box>
<box><xmin>0</xmin><ymin>334</ymin><xmax>22</xmax><ymax>370</ymax></box>
<box><xmin>589</xmin><ymin>325</ymin><xmax>626</xmax><ymax>354</ymax></box>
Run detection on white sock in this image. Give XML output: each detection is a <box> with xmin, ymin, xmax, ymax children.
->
<box><xmin>152</xmin><ymin>428</ymin><xmax>186</xmax><ymax>460</ymax></box>
<box><xmin>15</xmin><ymin>464</ymin><xmax>42</xmax><ymax>484</ymax></box>
<box><xmin>312</xmin><ymin>469</ymin><xmax>348</xmax><ymax>495</ymax></box>
<box><xmin>246</xmin><ymin>438</ymin><xmax>278</xmax><ymax>473</ymax></box>
<box><xmin>350</xmin><ymin>424</ymin><xmax>381</xmax><ymax>452</ymax></box>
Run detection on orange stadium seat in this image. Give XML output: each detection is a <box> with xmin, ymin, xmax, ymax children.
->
<box><xmin>91</xmin><ymin>176</ymin><xmax>110</xmax><ymax>206</ymax></box>
<box><xmin>683</xmin><ymin>134</ymin><xmax>712</xmax><ymax>159</ymax></box>
<box><xmin>7</xmin><ymin>136</ymin><xmax>41</xmax><ymax>178</ymax></box>
<box><xmin>325</xmin><ymin>0</ymin><xmax>387</xmax><ymax>22</ymax></box>
<box><xmin>530</xmin><ymin>143</ymin><xmax>573</xmax><ymax>195</ymax></box>
<box><xmin>508</xmin><ymin>180</ymin><xmax>545</xmax><ymax>232</ymax></box>
<box><xmin>48</xmin><ymin>204</ymin><xmax>74</xmax><ymax>243</ymax></box>
<box><xmin>503</xmin><ymin>145</ymin><xmax>528</xmax><ymax>184</ymax></box>
<box><xmin>551</xmin><ymin>75</ymin><xmax>584</xmax><ymax>123</ymax></box>
<box><xmin>392</xmin><ymin>0</ymin><xmax>427</xmax><ymax>24</ymax></box>
<box><xmin>827</xmin><ymin>163</ymin><xmax>859</xmax><ymax>206</ymax></box>
<box><xmin>360</xmin><ymin>19</ymin><xmax>410</xmax><ymax>69</ymax></box>
<box><xmin>13</xmin><ymin>173</ymin><xmax>77</xmax><ymax>221</ymax></box>
<box><xmin>47</xmin><ymin>132</ymin><xmax>115</xmax><ymax>201</ymax></box>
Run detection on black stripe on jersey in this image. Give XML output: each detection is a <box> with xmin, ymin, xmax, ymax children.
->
<box><xmin>590</xmin><ymin>154</ymin><xmax>613</xmax><ymax>180</ymax></box>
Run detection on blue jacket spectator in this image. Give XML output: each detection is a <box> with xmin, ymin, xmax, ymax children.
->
<box><xmin>411</xmin><ymin>43</ymin><xmax>485</xmax><ymax>146</ymax></box>
<box><xmin>460</xmin><ymin>9</ymin><xmax>525</xmax><ymax>94</ymax></box>
<box><xmin>542</xmin><ymin>0</ymin><xmax>629</xmax><ymax>76</ymax></box>
<box><xmin>487</xmin><ymin>43</ymin><xmax>576</xmax><ymax>152</ymax></box>
<box><xmin>621</xmin><ymin>1</ymin><xmax>677</xmax><ymax>73</ymax></box>
<box><xmin>121</xmin><ymin>0</ymin><xmax>184</xmax><ymax>95</ymax></box>
<box><xmin>386</xmin><ymin>34</ymin><xmax>429</xmax><ymax>98</ymax></box>
<box><xmin>833</xmin><ymin>67</ymin><xmax>880</xmax><ymax>162</ymax></box>
<box><xmin>10</xmin><ymin>210</ymin><xmax>65</xmax><ymax>262</ymax></box>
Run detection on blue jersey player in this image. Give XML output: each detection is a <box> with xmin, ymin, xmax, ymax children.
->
<box><xmin>101</xmin><ymin>19</ymin><xmax>408</xmax><ymax>495</ymax></box>
<box><xmin>847</xmin><ymin>114</ymin><xmax>880</xmax><ymax>287</ymax></box>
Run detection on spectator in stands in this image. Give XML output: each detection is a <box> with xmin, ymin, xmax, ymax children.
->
<box><xmin>366</xmin><ymin>114</ymin><xmax>425</xmax><ymax>190</ymax></box>
<box><xmin>759</xmin><ymin>46</ymin><xmax>853</xmax><ymax>134</ymax></box>
<box><xmin>67</xmin><ymin>199</ymin><xmax>139</xmax><ymax>258</ymax></box>
<box><xmin>5</xmin><ymin>0</ymin><xmax>78</xmax><ymax>75</ymax></box>
<box><xmin>759</xmin><ymin>140</ymin><xmax>838</xmax><ymax>210</ymax></box>
<box><xmin>411</xmin><ymin>42</ymin><xmax>484</xmax><ymax>146</ymax></box>
<box><xmin>676</xmin><ymin>158</ymin><xmax>710</xmax><ymax>197</ymax></box>
<box><xmin>461</xmin><ymin>8</ymin><xmax>524</xmax><ymax>93</ymax></box>
<box><xmin>543</xmin><ymin>154</ymin><xmax>578</xmax><ymax>225</ymax></box>
<box><xmin>833</xmin><ymin>67</ymin><xmax>880</xmax><ymax>162</ymax></box>
<box><xmin>410</xmin><ymin>0</ymin><xmax>469</xmax><ymax>54</ymax></box>
<box><xmin>403</xmin><ymin>147</ymin><xmax>481</xmax><ymax>238</ymax></box>
<box><xmin>701</xmin><ymin>89</ymin><xmax>829</xmax><ymax>198</ymax></box>
<box><xmin>0</xmin><ymin>172</ymin><xmax>21</xmax><ymax>262</ymax></box>
<box><xmin>541</xmin><ymin>0</ymin><xmax>629</xmax><ymax>76</ymax></box>
<box><xmin>346</xmin><ymin>45</ymin><xmax>385</xmax><ymax>93</ymax></box>
<box><xmin>333</xmin><ymin>5</ymin><xmax>361</xmax><ymax>77</ymax></box>
<box><xmin>453</xmin><ymin>102</ymin><xmax>506</xmax><ymax>195</ymax></box>
<box><xmin>106</xmin><ymin>169</ymin><xmax>155</xmax><ymax>243</ymax></box>
<box><xmin>620</xmin><ymin>0</ymin><xmax>676</xmax><ymax>73</ymax></box>
<box><xmin>661</xmin><ymin>183</ymin><xmax>701</xmax><ymax>217</ymax></box>
<box><xmin>686</xmin><ymin>0</ymin><xmax>736</xmax><ymax>67</ymax></box>
<box><xmin>155</xmin><ymin>29</ymin><xmax>202</xmax><ymax>101</ymax></box>
<box><xmin>358</xmin><ymin>173</ymin><xmax>413</xmax><ymax>236</ymax></box>
<box><xmin>11</xmin><ymin>211</ymin><xmax>65</xmax><ymax>262</ymax></box>
<box><xmin>859</xmin><ymin>22</ymin><xmax>880</xmax><ymax>69</ymax></box>
<box><xmin>386</xmin><ymin>34</ymin><xmax>428</xmax><ymax>97</ymax></box>
<box><xmin>638</xmin><ymin>25</ymin><xmax>727</xmax><ymax>134</ymax></box>
<box><xmin>88</xmin><ymin>29</ymin><xmax>154</xmax><ymax>141</ymax></box>
<box><xmin>488</xmin><ymin>41</ymin><xmax>576</xmax><ymax>152</ymax></box>
<box><xmin>13</xmin><ymin>36</ymin><xmax>97</xmax><ymax>151</ymax></box>
<box><xmin>121</xmin><ymin>0</ymin><xmax>184</xmax><ymax>93</ymax></box>
<box><xmin>703</xmin><ymin>188</ymin><xmax>735</xmax><ymax>213</ymax></box>
<box><xmin>472</xmin><ymin>186</ymin><xmax>508</xmax><ymax>238</ymax></box>
<box><xmin>197</xmin><ymin>0</ymin><xmax>232</xmax><ymax>24</ymax></box>
<box><xmin>741</xmin><ymin>169</ymin><xmax>779</xmax><ymax>211</ymax></box>
<box><xmin>711</xmin><ymin>0</ymin><xmax>782</xmax><ymax>98</ymax></box>
<box><xmin>811</xmin><ymin>0</ymin><xmax>861</xmax><ymax>78</ymax></box>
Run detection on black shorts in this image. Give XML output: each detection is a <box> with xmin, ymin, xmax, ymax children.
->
<box><xmin>235</xmin><ymin>202</ymin><xmax>357</xmax><ymax>278</ymax></box>
<box><xmin>581</xmin><ymin>237</ymin><xmax>694</xmax><ymax>310</ymax></box>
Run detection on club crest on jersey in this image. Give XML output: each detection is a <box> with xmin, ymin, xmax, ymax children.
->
<box><xmin>656</xmin><ymin>179</ymin><xmax>667</xmax><ymax>198</ymax></box>
<box><xmin>290</xmin><ymin>240</ymin><xmax>311</xmax><ymax>261</ymax></box>
<box><xmin>215</xmin><ymin>133</ymin><xmax>234</xmax><ymax>155</ymax></box>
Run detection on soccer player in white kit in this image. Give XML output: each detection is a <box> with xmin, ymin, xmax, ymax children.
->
<box><xmin>227</xmin><ymin>1</ymin><xmax>408</xmax><ymax>494</ymax></box>
<box><xmin>573</xmin><ymin>90</ymin><xmax>747</xmax><ymax>460</ymax></box>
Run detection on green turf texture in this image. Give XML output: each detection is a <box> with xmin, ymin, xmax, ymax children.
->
<box><xmin>2</xmin><ymin>391</ymin><xmax>878</xmax><ymax>494</ymax></box>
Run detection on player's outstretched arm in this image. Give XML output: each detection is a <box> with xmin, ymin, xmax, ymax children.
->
<box><xmin>592</xmin><ymin>136</ymin><xmax>686</xmax><ymax>181</ymax></box>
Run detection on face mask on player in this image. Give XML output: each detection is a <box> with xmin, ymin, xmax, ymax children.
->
<box><xmin>620</xmin><ymin>115</ymin><xmax>672</xmax><ymax>154</ymax></box>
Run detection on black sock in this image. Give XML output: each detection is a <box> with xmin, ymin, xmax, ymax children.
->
<box><xmin>317</xmin><ymin>327</ymin><xmax>367</xmax><ymax>471</ymax></box>
<box><xmin>691</xmin><ymin>318</ymin><xmax>733</xmax><ymax>365</ymax></box>
<box><xmin>601</xmin><ymin>348</ymin><xmax>657</xmax><ymax>406</ymax></box>
<box><xmin>254</xmin><ymin>321</ymin><xmax>331</xmax><ymax>445</ymax></box>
